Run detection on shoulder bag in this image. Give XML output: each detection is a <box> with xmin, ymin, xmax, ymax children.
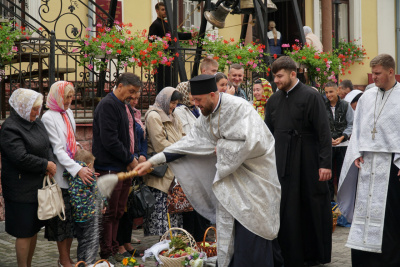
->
<box><xmin>127</xmin><ymin>178</ymin><xmax>157</xmax><ymax>219</ymax></box>
<box><xmin>38</xmin><ymin>175</ymin><xmax>66</xmax><ymax>221</ymax></box>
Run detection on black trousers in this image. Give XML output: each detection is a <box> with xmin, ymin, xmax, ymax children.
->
<box><xmin>117</xmin><ymin>212</ymin><xmax>132</xmax><ymax>246</ymax></box>
<box><xmin>329</xmin><ymin>146</ymin><xmax>347</xmax><ymax>202</ymax></box>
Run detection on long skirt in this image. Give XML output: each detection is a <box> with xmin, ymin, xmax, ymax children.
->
<box><xmin>45</xmin><ymin>189</ymin><xmax>75</xmax><ymax>241</ymax></box>
<box><xmin>143</xmin><ymin>187</ymin><xmax>182</xmax><ymax>236</ymax></box>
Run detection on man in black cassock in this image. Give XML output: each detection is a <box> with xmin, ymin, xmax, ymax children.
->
<box><xmin>265</xmin><ymin>56</ymin><xmax>332</xmax><ymax>267</ymax></box>
<box><xmin>149</xmin><ymin>2</ymin><xmax>197</xmax><ymax>93</ymax></box>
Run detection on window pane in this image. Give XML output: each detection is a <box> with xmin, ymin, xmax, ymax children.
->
<box><xmin>338</xmin><ymin>3</ymin><xmax>349</xmax><ymax>40</ymax></box>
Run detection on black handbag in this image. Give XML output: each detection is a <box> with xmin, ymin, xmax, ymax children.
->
<box><xmin>127</xmin><ymin>178</ymin><xmax>157</xmax><ymax>219</ymax></box>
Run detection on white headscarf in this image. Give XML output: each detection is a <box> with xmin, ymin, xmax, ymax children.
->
<box><xmin>344</xmin><ymin>89</ymin><xmax>363</xmax><ymax>104</ymax></box>
<box><xmin>9</xmin><ymin>88</ymin><xmax>43</xmax><ymax>122</ymax></box>
<box><xmin>303</xmin><ymin>26</ymin><xmax>312</xmax><ymax>36</ymax></box>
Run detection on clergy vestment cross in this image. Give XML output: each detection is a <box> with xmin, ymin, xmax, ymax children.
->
<box><xmin>371</xmin><ymin>127</ymin><xmax>377</xmax><ymax>140</ymax></box>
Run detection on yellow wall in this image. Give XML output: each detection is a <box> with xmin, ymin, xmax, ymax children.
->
<box><xmin>124</xmin><ymin>0</ymin><xmax>152</xmax><ymax>33</ymax></box>
<box><xmin>339</xmin><ymin>0</ymin><xmax>378</xmax><ymax>86</ymax></box>
<box><xmin>304</xmin><ymin>0</ymin><xmax>380</xmax><ymax>86</ymax></box>
<box><xmin>305</xmin><ymin>0</ymin><xmax>313</xmax><ymax>30</ymax></box>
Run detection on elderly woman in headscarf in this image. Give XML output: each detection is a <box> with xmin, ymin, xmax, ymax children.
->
<box><xmin>0</xmin><ymin>89</ymin><xmax>57</xmax><ymax>267</ymax></box>
<box><xmin>143</xmin><ymin>87</ymin><xmax>184</xmax><ymax>236</ymax></box>
<box><xmin>41</xmin><ymin>81</ymin><xmax>94</xmax><ymax>267</ymax></box>
<box><xmin>174</xmin><ymin>81</ymin><xmax>199</xmax><ymax>134</ymax></box>
<box><xmin>303</xmin><ymin>26</ymin><xmax>323</xmax><ymax>53</ymax></box>
<box><xmin>252</xmin><ymin>78</ymin><xmax>273</xmax><ymax>120</ymax></box>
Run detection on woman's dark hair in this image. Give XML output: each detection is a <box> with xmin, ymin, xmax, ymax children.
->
<box><xmin>215</xmin><ymin>72</ymin><xmax>227</xmax><ymax>83</ymax></box>
<box><xmin>171</xmin><ymin>90</ymin><xmax>183</xmax><ymax>102</ymax></box>
<box><xmin>351</xmin><ymin>93</ymin><xmax>363</xmax><ymax>104</ymax></box>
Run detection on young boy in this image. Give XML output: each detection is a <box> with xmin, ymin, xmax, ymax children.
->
<box><xmin>324</xmin><ymin>82</ymin><xmax>354</xmax><ymax>202</ymax></box>
<box><xmin>65</xmin><ymin>149</ymin><xmax>106</xmax><ymax>266</ymax></box>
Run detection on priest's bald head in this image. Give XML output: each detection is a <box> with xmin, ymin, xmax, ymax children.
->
<box><xmin>370</xmin><ymin>54</ymin><xmax>397</xmax><ymax>91</ymax></box>
<box><xmin>271</xmin><ymin>56</ymin><xmax>298</xmax><ymax>92</ymax></box>
<box><xmin>189</xmin><ymin>74</ymin><xmax>219</xmax><ymax>116</ymax></box>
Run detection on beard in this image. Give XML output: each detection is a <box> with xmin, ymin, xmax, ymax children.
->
<box><xmin>276</xmin><ymin>79</ymin><xmax>293</xmax><ymax>92</ymax></box>
<box><xmin>198</xmin><ymin>101</ymin><xmax>214</xmax><ymax>116</ymax></box>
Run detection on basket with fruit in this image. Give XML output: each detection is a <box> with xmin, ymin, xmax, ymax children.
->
<box><xmin>196</xmin><ymin>226</ymin><xmax>217</xmax><ymax>257</ymax></box>
<box><xmin>158</xmin><ymin>227</ymin><xmax>205</xmax><ymax>267</ymax></box>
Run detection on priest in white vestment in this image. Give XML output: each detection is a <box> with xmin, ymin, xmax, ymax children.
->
<box><xmin>134</xmin><ymin>75</ymin><xmax>281</xmax><ymax>267</ymax></box>
<box><xmin>338</xmin><ymin>54</ymin><xmax>400</xmax><ymax>266</ymax></box>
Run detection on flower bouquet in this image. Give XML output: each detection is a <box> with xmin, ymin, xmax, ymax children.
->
<box><xmin>121</xmin><ymin>256</ymin><xmax>144</xmax><ymax>267</ymax></box>
<box><xmin>201</xmin><ymin>35</ymin><xmax>269</xmax><ymax>73</ymax></box>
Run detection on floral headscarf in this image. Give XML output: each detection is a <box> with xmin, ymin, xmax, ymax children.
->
<box><xmin>176</xmin><ymin>81</ymin><xmax>191</xmax><ymax>106</ymax></box>
<box><xmin>46</xmin><ymin>81</ymin><xmax>77</xmax><ymax>159</ymax></box>
<box><xmin>9</xmin><ymin>88</ymin><xmax>43</xmax><ymax>122</ymax></box>
<box><xmin>253</xmin><ymin>78</ymin><xmax>273</xmax><ymax>120</ymax></box>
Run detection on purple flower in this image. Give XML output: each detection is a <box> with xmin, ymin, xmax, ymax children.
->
<box><xmin>295</xmin><ymin>39</ymin><xmax>299</xmax><ymax>42</ymax></box>
<box><xmin>88</xmin><ymin>64</ymin><xmax>93</xmax><ymax>70</ymax></box>
<box><xmin>316</xmin><ymin>67</ymin><xmax>320</xmax><ymax>71</ymax></box>
<box><xmin>84</xmin><ymin>41</ymin><xmax>90</xmax><ymax>46</ymax></box>
<box><xmin>86</xmin><ymin>27</ymin><xmax>92</xmax><ymax>32</ymax></box>
<box><xmin>281</xmin><ymin>43</ymin><xmax>290</xmax><ymax>48</ymax></box>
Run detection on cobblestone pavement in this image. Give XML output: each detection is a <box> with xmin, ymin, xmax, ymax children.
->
<box><xmin>0</xmin><ymin>226</ymin><xmax>351</xmax><ymax>267</ymax></box>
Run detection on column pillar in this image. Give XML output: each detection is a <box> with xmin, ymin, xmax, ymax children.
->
<box><xmin>321</xmin><ymin>0</ymin><xmax>332</xmax><ymax>52</ymax></box>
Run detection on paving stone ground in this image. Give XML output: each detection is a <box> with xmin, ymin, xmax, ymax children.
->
<box><xmin>0</xmin><ymin>225</ymin><xmax>351</xmax><ymax>267</ymax></box>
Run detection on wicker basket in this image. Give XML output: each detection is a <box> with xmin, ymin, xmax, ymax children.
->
<box><xmin>196</xmin><ymin>226</ymin><xmax>217</xmax><ymax>257</ymax></box>
<box><xmin>158</xmin><ymin>227</ymin><xmax>199</xmax><ymax>267</ymax></box>
<box><xmin>74</xmin><ymin>259</ymin><xmax>111</xmax><ymax>267</ymax></box>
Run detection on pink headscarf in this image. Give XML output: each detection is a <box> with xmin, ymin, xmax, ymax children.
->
<box><xmin>46</xmin><ymin>81</ymin><xmax>77</xmax><ymax>159</ymax></box>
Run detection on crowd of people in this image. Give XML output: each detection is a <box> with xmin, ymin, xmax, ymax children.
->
<box><xmin>0</xmin><ymin>5</ymin><xmax>398</xmax><ymax>266</ymax></box>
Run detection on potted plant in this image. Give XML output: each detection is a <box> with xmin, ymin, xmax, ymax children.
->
<box><xmin>285</xmin><ymin>40</ymin><xmax>341</xmax><ymax>89</ymax></box>
<box><xmin>201</xmin><ymin>35</ymin><xmax>270</xmax><ymax>73</ymax></box>
<box><xmin>335</xmin><ymin>38</ymin><xmax>367</xmax><ymax>75</ymax></box>
<box><xmin>0</xmin><ymin>20</ymin><xmax>31</xmax><ymax>67</ymax></box>
<box><xmin>77</xmin><ymin>22</ymin><xmax>176</xmax><ymax>72</ymax></box>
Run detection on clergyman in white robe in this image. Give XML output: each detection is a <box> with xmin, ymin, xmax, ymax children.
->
<box><xmin>338</xmin><ymin>82</ymin><xmax>400</xmax><ymax>264</ymax></box>
<box><xmin>147</xmin><ymin>86</ymin><xmax>281</xmax><ymax>266</ymax></box>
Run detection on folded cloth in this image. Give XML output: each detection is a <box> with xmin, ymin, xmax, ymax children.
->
<box><xmin>142</xmin><ymin>240</ymin><xmax>171</xmax><ymax>263</ymax></box>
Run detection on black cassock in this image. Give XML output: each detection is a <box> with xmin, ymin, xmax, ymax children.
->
<box><xmin>265</xmin><ymin>81</ymin><xmax>332</xmax><ymax>266</ymax></box>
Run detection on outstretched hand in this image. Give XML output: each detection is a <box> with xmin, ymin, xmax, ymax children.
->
<box><xmin>134</xmin><ymin>161</ymin><xmax>153</xmax><ymax>176</ymax></box>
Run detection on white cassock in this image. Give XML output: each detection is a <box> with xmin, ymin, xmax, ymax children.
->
<box><xmin>149</xmin><ymin>93</ymin><xmax>281</xmax><ymax>267</ymax></box>
<box><xmin>338</xmin><ymin>83</ymin><xmax>400</xmax><ymax>253</ymax></box>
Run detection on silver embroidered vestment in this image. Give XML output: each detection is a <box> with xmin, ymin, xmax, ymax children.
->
<box><xmin>338</xmin><ymin>84</ymin><xmax>400</xmax><ymax>253</ymax></box>
<box><xmin>158</xmin><ymin>94</ymin><xmax>281</xmax><ymax>267</ymax></box>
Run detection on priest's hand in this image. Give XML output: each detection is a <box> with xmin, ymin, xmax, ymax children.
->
<box><xmin>134</xmin><ymin>161</ymin><xmax>153</xmax><ymax>176</ymax></box>
<box><xmin>355</xmin><ymin>156</ymin><xmax>364</xmax><ymax>168</ymax></box>
<box><xmin>319</xmin><ymin>168</ymin><xmax>331</xmax><ymax>181</ymax></box>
